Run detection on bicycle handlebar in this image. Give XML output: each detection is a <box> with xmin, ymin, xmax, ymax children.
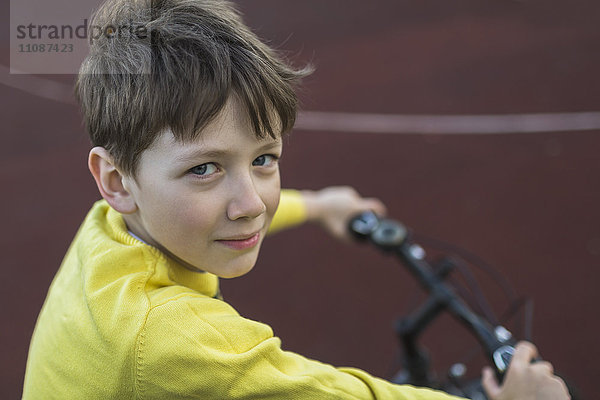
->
<box><xmin>349</xmin><ymin>211</ymin><xmax>520</xmax><ymax>382</ymax></box>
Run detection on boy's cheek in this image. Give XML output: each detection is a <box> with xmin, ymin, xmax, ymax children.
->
<box><xmin>264</xmin><ymin>182</ymin><xmax>281</xmax><ymax>220</ymax></box>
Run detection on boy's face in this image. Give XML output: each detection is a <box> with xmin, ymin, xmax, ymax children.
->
<box><xmin>121</xmin><ymin>98</ymin><xmax>282</xmax><ymax>278</ymax></box>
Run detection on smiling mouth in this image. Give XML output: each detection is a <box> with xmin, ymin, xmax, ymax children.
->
<box><xmin>216</xmin><ymin>232</ymin><xmax>261</xmax><ymax>250</ymax></box>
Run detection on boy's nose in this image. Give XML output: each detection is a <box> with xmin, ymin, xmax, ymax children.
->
<box><xmin>226</xmin><ymin>176</ymin><xmax>267</xmax><ymax>221</ymax></box>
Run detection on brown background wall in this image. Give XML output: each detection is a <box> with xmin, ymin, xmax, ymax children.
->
<box><xmin>2</xmin><ymin>0</ymin><xmax>598</xmax><ymax>398</ymax></box>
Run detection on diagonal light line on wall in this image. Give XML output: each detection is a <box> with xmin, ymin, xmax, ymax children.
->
<box><xmin>296</xmin><ymin>111</ymin><xmax>600</xmax><ymax>134</ymax></box>
<box><xmin>0</xmin><ymin>64</ymin><xmax>76</xmax><ymax>105</ymax></box>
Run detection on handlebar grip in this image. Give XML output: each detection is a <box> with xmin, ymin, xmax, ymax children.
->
<box><xmin>493</xmin><ymin>343</ymin><xmax>544</xmax><ymax>383</ymax></box>
<box><xmin>348</xmin><ymin>211</ymin><xmax>380</xmax><ymax>239</ymax></box>
<box><xmin>493</xmin><ymin>345</ymin><xmax>515</xmax><ymax>374</ymax></box>
<box><xmin>349</xmin><ymin>211</ymin><xmax>409</xmax><ymax>248</ymax></box>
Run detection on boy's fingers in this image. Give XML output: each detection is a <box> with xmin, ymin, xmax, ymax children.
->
<box><xmin>554</xmin><ymin>376</ymin><xmax>571</xmax><ymax>398</ymax></box>
<box><xmin>364</xmin><ymin>198</ymin><xmax>387</xmax><ymax>215</ymax></box>
<box><xmin>532</xmin><ymin>360</ymin><xmax>554</xmax><ymax>375</ymax></box>
<box><xmin>481</xmin><ymin>366</ymin><xmax>501</xmax><ymax>399</ymax></box>
<box><xmin>512</xmin><ymin>341</ymin><xmax>539</xmax><ymax>366</ymax></box>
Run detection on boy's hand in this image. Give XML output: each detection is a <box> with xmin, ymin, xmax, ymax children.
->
<box><xmin>302</xmin><ymin>186</ymin><xmax>386</xmax><ymax>242</ymax></box>
<box><xmin>482</xmin><ymin>342</ymin><xmax>571</xmax><ymax>400</ymax></box>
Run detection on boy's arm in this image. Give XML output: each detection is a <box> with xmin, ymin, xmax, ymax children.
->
<box><xmin>137</xmin><ymin>295</ymin><xmax>461</xmax><ymax>400</ymax></box>
<box><xmin>267</xmin><ymin>189</ymin><xmax>308</xmax><ymax>234</ymax></box>
<box><xmin>269</xmin><ymin>187</ymin><xmax>386</xmax><ymax>238</ymax></box>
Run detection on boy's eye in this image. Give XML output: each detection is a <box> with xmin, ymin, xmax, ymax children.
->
<box><xmin>252</xmin><ymin>154</ymin><xmax>278</xmax><ymax>167</ymax></box>
<box><xmin>190</xmin><ymin>163</ymin><xmax>218</xmax><ymax>176</ymax></box>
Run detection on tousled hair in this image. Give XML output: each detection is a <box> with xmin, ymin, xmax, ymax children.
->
<box><xmin>76</xmin><ymin>0</ymin><xmax>311</xmax><ymax>176</ymax></box>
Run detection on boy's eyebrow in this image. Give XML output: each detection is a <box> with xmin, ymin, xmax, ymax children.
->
<box><xmin>175</xmin><ymin>141</ymin><xmax>282</xmax><ymax>163</ymax></box>
<box><xmin>256</xmin><ymin>141</ymin><xmax>283</xmax><ymax>152</ymax></box>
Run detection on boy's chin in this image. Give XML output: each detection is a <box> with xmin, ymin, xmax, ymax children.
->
<box><xmin>215</xmin><ymin>264</ymin><xmax>256</xmax><ymax>279</ymax></box>
<box><xmin>210</xmin><ymin>254</ymin><xmax>259</xmax><ymax>279</ymax></box>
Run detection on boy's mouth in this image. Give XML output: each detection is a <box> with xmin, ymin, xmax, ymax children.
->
<box><xmin>216</xmin><ymin>232</ymin><xmax>261</xmax><ymax>250</ymax></box>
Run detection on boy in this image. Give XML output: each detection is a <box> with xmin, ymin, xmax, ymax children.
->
<box><xmin>23</xmin><ymin>0</ymin><xmax>570</xmax><ymax>399</ymax></box>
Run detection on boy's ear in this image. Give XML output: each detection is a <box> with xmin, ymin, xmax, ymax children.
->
<box><xmin>88</xmin><ymin>147</ymin><xmax>138</xmax><ymax>214</ymax></box>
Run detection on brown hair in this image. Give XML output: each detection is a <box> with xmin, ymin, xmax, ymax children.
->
<box><xmin>76</xmin><ymin>0</ymin><xmax>311</xmax><ymax>176</ymax></box>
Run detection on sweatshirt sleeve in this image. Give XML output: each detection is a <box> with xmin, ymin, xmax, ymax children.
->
<box><xmin>135</xmin><ymin>295</ymin><xmax>464</xmax><ymax>400</ymax></box>
<box><xmin>268</xmin><ymin>189</ymin><xmax>308</xmax><ymax>235</ymax></box>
